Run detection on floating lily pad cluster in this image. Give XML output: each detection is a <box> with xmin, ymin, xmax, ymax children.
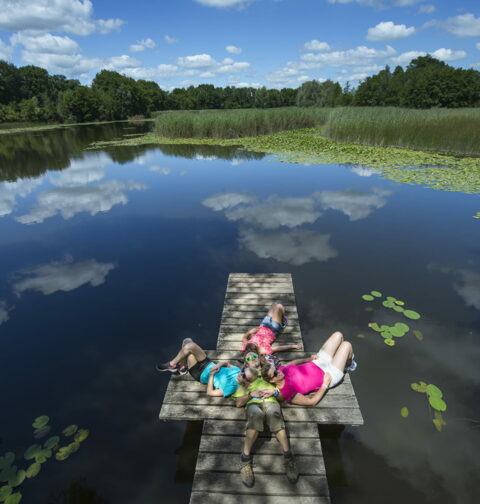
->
<box><xmin>361</xmin><ymin>290</ymin><xmax>422</xmax><ymax>321</ymax></box>
<box><xmin>368</xmin><ymin>322</ymin><xmax>410</xmax><ymax>346</ymax></box>
<box><xmin>473</xmin><ymin>212</ymin><xmax>480</xmax><ymax>219</ymax></box>
<box><xmin>410</xmin><ymin>381</ymin><xmax>447</xmax><ymax>432</ymax></box>
<box><xmin>0</xmin><ymin>417</ymin><xmax>89</xmax><ymax>503</ymax></box>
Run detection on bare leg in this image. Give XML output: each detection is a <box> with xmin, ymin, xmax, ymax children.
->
<box><xmin>243</xmin><ymin>429</ymin><xmax>259</xmax><ymax>456</ymax></box>
<box><xmin>320</xmin><ymin>331</ymin><xmax>344</xmax><ymax>358</ymax></box>
<box><xmin>268</xmin><ymin>302</ymin><xmax>285</xmax><ymax>324</ymax></box>
<box><xmin>274</xmin><ymin>429</ymin><xmax>290</xmax><ymax>452</ymax></box>
<box><xmin>331</xmin><ymin>341</ymin><xmax>353</xmax><ymax>371</ymax></box>
<box><xmin>170</xmin><ymin>341</ymin><xmax>207</xmax><ymax>369</ymax></box>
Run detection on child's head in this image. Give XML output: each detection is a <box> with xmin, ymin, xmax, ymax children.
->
<box><xmin>260</xmin><ymin>361</ymin><xmax>283</xmax><ymax>384</ymax></box>
<box><xmin>243</xmin><ymin>343</ymin><xmax>262</xmax><ymax>369</ymax></box>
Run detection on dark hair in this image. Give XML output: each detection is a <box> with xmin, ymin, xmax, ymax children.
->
<box><xmin>260</xmin><ymin>361</ymin><xmax>275</xmax><ymax>382</ymax></box>
<box><xmin>242</xmin><ymin>342</ymin><xmax>260</xmax><ymax>358</ymax></box>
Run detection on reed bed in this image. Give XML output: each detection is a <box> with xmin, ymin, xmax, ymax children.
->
<box><xmin>154</xmin><ymin>108</ymin><xmax>332</xmax><ymax>138</ymax></box>
<box><xmin>324</xmin><ymin>107</ymin><xmax>480</xmax><ymax>156</ymax></box>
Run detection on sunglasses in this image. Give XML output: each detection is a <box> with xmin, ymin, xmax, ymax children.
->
<box><xmin>245</xmin><ymin>353</ymin><xmax>259</xmax><ymax>362</ymax></box>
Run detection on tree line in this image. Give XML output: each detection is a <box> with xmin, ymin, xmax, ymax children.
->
<box><xmin>0</xmin><ymin>55</ymin><xmax>479</xmax><ymax>124</ymax></box>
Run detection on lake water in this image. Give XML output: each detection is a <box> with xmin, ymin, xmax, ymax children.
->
<box><xmin>0</xmin><ymin>122</ymin><xmax>479</xmax><ymax>503</ymax></box>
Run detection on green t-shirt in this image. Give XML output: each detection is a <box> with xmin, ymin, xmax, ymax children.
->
<box><xmin>231</xmin><ymin>377</ymin><xmax>277</xmax><ymax>405</ymax></box>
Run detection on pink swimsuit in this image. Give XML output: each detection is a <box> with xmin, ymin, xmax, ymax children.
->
<box><xmin>279</xmin><ymin>363</ymin><xmax>325</xmax><ymax>402</ymax></box>
<box><xmin>241</xmin><ymin>326</ymin><xmax>276</xmax><ymax>355</ymax></box>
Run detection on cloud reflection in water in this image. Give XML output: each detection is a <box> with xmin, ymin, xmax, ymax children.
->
<box><xmin>13</xmin><ymin>255</ymin><xmax>116</xmax><ymax>296</ymax></box>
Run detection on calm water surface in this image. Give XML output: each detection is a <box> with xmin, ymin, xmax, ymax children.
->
<box><xmin>0</xmin><ymin>123</ymin><xmax>479</xmax><ymax>503</ymax></box>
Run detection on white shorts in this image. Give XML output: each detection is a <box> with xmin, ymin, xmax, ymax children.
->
<box><xmin>312</xmin><ymin>349</ymin><xmax>344</xmax><ymax>388</ymax></box>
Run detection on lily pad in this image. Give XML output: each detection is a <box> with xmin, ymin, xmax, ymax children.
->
<box><xmin>24</xmin><ymin>445</ymin><xmax>42</xmax><ymax>461</ymax></box>
<box><xmin>400</xmin><ymin>407</ymin><xmax>409</xmax><ymax>418</ymax></box>
<box><xmin>429</xmin><ymin>396</ymin><xmax>447</xmax><ymax>412</ymax></box>
<box><xmin>395</xmin><ymin>300</ymin><xmax>405</xmax><ymax>306</ymax></box>
<box><xmin>0</xmin><ymin>466</ymin><xmax>17</xmax><ymax>484</ymax></box>
<box><xmin>411</xmin><ymin>382</ymin><xmax>427</xmax><ymax>393</ymax></box>
<box><xmin>386</xmin><ymin>296</ymin><xmax>397</xmax><ymax>302</ymax></box>
<box><xmin>364</xmin><ymin>306</ymin><xmax>374</xmax><ymax>312</ymax></box>
<box><xmin>68</xmin><ymin>442</ymin><xmax>81</xmax><ymax>453</ymax></box>
<box><xmin>426</xmin><ymin>384</ymin><xmax>443</xmax><ymax>398</ymax></box>
<box><xmin>74</xmin><ymin>429</ymin><xmax>89</xmax><ymax>443</ymax></box>
<box><xmin>390</xmin><ymin>326</ymin><xmax>406</xmax><ymax>337</ymax></box>
<box><xmin>368</xmin><ymin>322</ymin><xmax>381</xmax><ymax>332</ymax></box>
<box><xmin>8</xmin><ymin>470</ymin><xmax>25</xmax><ymax>488</ymax></box>
<box><xmin>44</xmin><ymin>436</ymin><xmax>60</xmax><ymax>450</ymax></box>
<box><xmin>356</xmin><ymin>333</ymin><xmax>365</xmax><ymax>339</ymax></box>
<box><xmin>371</xmin><ymin>291</ymin><xmax>382</xmax><ymax>297</ymax></box>
<box><xmin>32</xmin><ymin>416</ymin><xmax>49</xmax><ymax>429</ymax></box>
<box><xmin>4</xmin><ymin>492</ymin><xmax>22</xmax><ymax>504</ymax></box>
<box><xmin>393</xmin><ymin>305</ymin><xmax>404</xmax><ymax>313</ymax></box>
<box><xmin>362</xmin><ymin>294</ymin><xmax>374</xmax><ymax>301</ymax></box>
<box><xmin>413</xmin><ymin>330</ymin><xmax>424</xmax><ymax>341</ymax></box>
<box><xmin>403</xmin><ymin>310</ymin><xmax>421</xmax><ymax>320</ymax></box>
<box><xmin>0</xmin><ymin>453</ymin><xmax>14</xmax><ymax>470</ymax></box>
<box><xmin>384</xmin><ymin>338</ymin><xmax>395</xmax><ymax>346</ymax></box>
<box><xmin>394</xmin><ymin>322</ymin><xmax>409</xmax><ymax>333</ymax></box>
<box><xmin>0</xmin><ymin>485</ymin><xmax>12</xmax><ymax>500</ymax></box>
<box><xmin>62</xmin><ymin>425</ymin><xmax>78</xmax><ymax>437</ymax></box>
<box><xmin>380</xmin><ymin>331</ymin><xmax>392</xmax><ymax>339</ymax></box>
<box><xmin>382</xmin><ymin>300</ymin><xmax>395</xmax><ymax>308</ymax></box>
<box><xmin>25</xmin><ymin>463</ymin><xmax>41</xmax><ymax>479</ymax></box>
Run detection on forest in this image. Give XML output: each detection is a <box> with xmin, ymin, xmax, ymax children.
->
<box><xmin>0</xmin><ymin>55</ymin><xmax>479</xmax><ymax>124</ymax></box>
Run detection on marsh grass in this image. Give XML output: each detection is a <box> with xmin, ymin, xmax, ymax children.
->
<box><xmin>325</xmin><ymin>107</ymin><xmax>480</xmax><ymax>156</ymax></box>
<box><xmin>154</xmin><ymin>108</ymin><xmax>332</xmax><ymax>138</ymax></box>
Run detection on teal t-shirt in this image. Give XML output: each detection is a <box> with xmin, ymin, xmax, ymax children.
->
<box><xmin>199</xmin><ymin>363</ymin><xmax>241</xmax><ymax>397</ymax></box>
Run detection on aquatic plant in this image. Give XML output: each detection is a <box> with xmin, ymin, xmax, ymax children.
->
<box><xmin>400</xmin><ymin>407</ymin><xmax>409</xmax><ymax>418</ymax></box>
<box><xmin>410</xmin><ymin>381</ymin><xmax>447</xmax><ymax>431</ymax></box>
<box><xmin>88</xmin><ymin>128</ymin><xmax>480</xmax><ymax>195</ymax></box>
<box><xmin>473</xmin><ymin>212</ymin><xmax>480</xmax><ymax>219</ymax></box>
<box><xmin>0</xmin><ymin>416</ymin><xmax>90</xmax><ymax>502</ymax></box>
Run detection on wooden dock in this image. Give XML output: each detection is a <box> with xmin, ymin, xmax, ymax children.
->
<box><xmin>159</xmin><ymin>273</ymin><xmax>363</xmax><ymax>503</ymax></box>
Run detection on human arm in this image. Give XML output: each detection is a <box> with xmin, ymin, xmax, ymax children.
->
<box><xmin>286</xmin><ymin>354</ymin><xmax>318</xmax><ymax>366</ymax></box>
<box><xmin>242</xmin><ymin>328</ymin><xmax>257</xmax><ymax>342</ymax></box>
<box><xmin>235</xmin><ymin>394</ymin><xmax>250</xmax><ymax>408</ymax></box>
<box><xmin>271</xmin><ymin>344</ymin><xmax>302</xmax><ymax>354</ymax></box>
<box><xmin>290</xmin><ymin>373</ymin><xmax>332</xmax><ymax>406</ymax></box>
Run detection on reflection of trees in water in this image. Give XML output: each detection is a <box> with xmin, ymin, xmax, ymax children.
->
<box><xmin>48</xmin><ymin>478</ymin><xmax>109</xmax><ymax>504</ymax></box>
<box><xmin>155</xmin><ymin>143</ymin><xmax>265</xmax><ymax>161</ymax></box>
<box><xmin>103</xmin><ymin>142</ymin><xmax>265</xmax><ymax>165</ymax></box>
<box><xmin>0</xmin><ymin>123</ymin><xmax>150</xmax><ymax>182</ymax></box>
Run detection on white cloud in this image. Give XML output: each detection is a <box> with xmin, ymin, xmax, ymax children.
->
<box><xmin>226</xmin><ymin>45</ymin><xmax>242</xmax><ymax>54</ymax></box>
<box><xmin>266</xmin><ymin>64</ymin><xmax>311</xmax><ymax>86</ymax></box>
<box><xmin>0</xmin><ymin>39</ymin><xmax>13</xmax><ymax>60</ymax></box>
<box><xmin>477</xmin><ymin>43</ymin><xmax>480</xmax><ymax>51</ymax></box>
<box><xmin>225</xmin><ymin>196</ymin><xmax>322</xmax><ymax>229</ymax></box>
<box><xmin>350</xmin><ymin>166</ymin><xmax>376</xmax><ymax>177</ymax></box>
<box><xmin>195</xmin><ymin>0</ymin><xmax>252</xmax><ymax>7</ymax></box>
<box><xmin>16</xmin><ymin>180</ymin><xmax>147</xmax><ymax>225</ymax></box>
<box><xmin>0</xmin><ymin>0</ymin><xmax>124</xmax><ymax>36</ymax></box>
<box><xmin>327</xmin><ymin>0</ymin><xmax>382</xmax><ymax>5</ymax></box>
<box><xmin>176</xmin><ymin>53</ymin><xmax>250</xmax><ymax>76</ymax></box>
<box><xmin>19</xmin><ymin>51</ymin><xmax>141</xmax><ymax>78</ymax></box>
<box><xmin>13</xmin><ymin>256</ymin><xmax>115</xmax><ymax>296</ymax></box>
<box><xmin>11</xmin><ymin>32</ymin><xmax>79</xmax><ymax>54</ymax></box>
<box><xmin>390</xmin><ymin>48</ymin><xmax>467</xmax><ymax>65</ymax></box>
<box><xmin>49</xmin><ymin>153</ymin><xmax>110</xmax><ymax>187</ymax></box>
<box><xmin>0</xmin><ymin>178</ymin><xmax>44</xmax><ymax>218</ymax></box>
<box><xmin>438</xmin><ymin>13</ymin><xmax>480</xmax><ymax>37</ymax></box>
<box><xmin>164</xmin><ymin>35</ymin><xmax>178</xmax><ymax>44</ymax></box>
<box><xmin>129</xmin><ymin>38</ymin><xmax>156</xmax><ymax>53</ymax></box>
<box><xmin>367</xmin><ymin>21</ymin><xmax>416</xmax><ymax>41</ymax></box>
<box><xmin>303</xmin><ymin>40</ymin><xmax>331</xmax><ymax>52</ymax></box>
<box><xmin>315</xmin><ymin>188</ymin><xmax>390</xmax><ymax>221</ymax></box>
<box><xmin>148</xmin><ymin>166</ymin><xmax>171</xmax><ymax>175</ymax></box>
<box><xmin>301</xmin><ymin>45</ymin><xmax>396</xmax><ymax>66</ymax></box>
<box><xmin>0</xmin><ymin>301</ymin><xmax>10</xmax><ymax>326</ymax></box>
<box><xmin>239</xmin><ymin>228</ymin><xmax>338</xmax><ymax>266</ymax></box>
<box><xmin>418</xmin><ymin>4</ymin><xmax>435</xmax><ymax>14</ymax></box>
<box><xmin>202</xmin><ymin>192</ymin><xmax>256</xmax><ymax>211</ymax></box>
<box><xmin>233</xmin><ymin>81</ymin><xmax>263</xmax><ymax>88</ymax></box>
<box><xmin>123</xmin><ymin>64</ymin><xmax>180</xmax><ymax>81</ymax></box>
<box><xmin>453</xmin><ymin>270</ymin><xmax>480</xmax><ymax>311</ymax></box>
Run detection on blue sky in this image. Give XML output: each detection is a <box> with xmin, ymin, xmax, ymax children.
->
<box><xmin>0</xmin><ymin>0</ymin><xmax>479</xmax><ymax>89</ymax></box>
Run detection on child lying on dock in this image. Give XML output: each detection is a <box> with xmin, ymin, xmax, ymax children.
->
<box><xmin>156</xmin><ymin>338</ymin><xmax>241</xmax><ymax>397</ymax></box>
<box><xmin>240</xmin><ymin>302</ymin><xmax>301</xmax><ymax>357</ymax></box>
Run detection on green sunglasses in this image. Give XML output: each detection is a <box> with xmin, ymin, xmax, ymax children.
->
<box><xmin>245</xmin><ymin>353</ymin><xmax>259</xmax><ymax>362</ymax></box>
